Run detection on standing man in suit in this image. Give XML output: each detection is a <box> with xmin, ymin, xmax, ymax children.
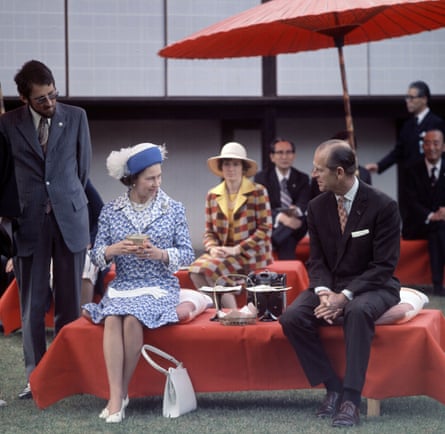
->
<box><xmin>0</xmin><ymin>60</ymin><xmax>92</xmax><ymax>398</ymax></box>
<box><xmin>366</xmin><ymin>81</ymin><xmax>445</xmax><ymax>223</ymax></box>
<box><xmin>280</xmin><ymin>140</ymin><xmax>400</xmax><ymax>427</ymax></box>
<box><xmin>254</xmin><ymin>138</ymin><xmax>310</xmax><ymax>259</ymax></box>
<box><xmin>403</xmin><ymin>129</ymin><xmax>445</xmax><ymax>296</ymax></box>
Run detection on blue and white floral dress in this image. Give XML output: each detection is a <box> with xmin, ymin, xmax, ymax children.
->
<box><xmin>83</xmin><ymin>189</ymin><xmax>195</xmax><ymax>328</ymax></box>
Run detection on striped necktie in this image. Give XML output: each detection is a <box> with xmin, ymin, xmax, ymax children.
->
<box><xmin>337</xmin><ymin>196</ymin><xmax>348</xmax><ymax>233</ymax></box>
<box><xmin>38</xmin><ymin>117</ymin><xmax>49</xmax><ymax>154</ymax></box>
<box><xmin>280</xmin><ymin>178</ymin><xmax>292</xmax><ymax>208</ymax></box>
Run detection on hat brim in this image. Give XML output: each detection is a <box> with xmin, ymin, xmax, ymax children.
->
<box><xmin>207</xmin><ymin>156</ymin><xmax>257</xmax><ymax>178</ymax></box>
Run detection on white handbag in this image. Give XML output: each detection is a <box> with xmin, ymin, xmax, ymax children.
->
<box><xmin>141</xmin><ymin>344</ymin><xmax>197</xmax><ymax>418</ymax></box>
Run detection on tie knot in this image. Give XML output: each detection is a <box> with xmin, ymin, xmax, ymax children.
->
<box><xmin>39</xmin><ymin>116</ymin><xmax>48</xmax><ymax>127</ymax></box>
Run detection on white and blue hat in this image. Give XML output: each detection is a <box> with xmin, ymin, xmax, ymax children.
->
<box><xmin>107</xmin><ymin>143</ymin><xmax>166</xmax><ymax>180</ymax></box>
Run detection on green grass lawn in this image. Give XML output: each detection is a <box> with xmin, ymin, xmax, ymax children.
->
<box><xmin>1</xmin><ymin>294</ymin><xmax>445</xmax><ymax>433</ymax></box>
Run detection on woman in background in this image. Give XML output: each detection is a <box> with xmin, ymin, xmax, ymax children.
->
<box><xmin>189</xmin><ymin>142</ymin><xmax>273</xmax><ymax>308</ymax></box>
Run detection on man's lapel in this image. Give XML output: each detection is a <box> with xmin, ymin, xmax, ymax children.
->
<box><xmin>45</xmin><ymin>106</ymin><xmax>66</xmax><ymax>156</ymax></box>
<box><xmin>16</xmin><ymin>107</ymin><xmax>42</xmax><ymax>157</ymax></box>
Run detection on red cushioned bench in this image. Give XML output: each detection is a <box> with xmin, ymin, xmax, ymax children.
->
<box><xmin>28</xmin><ymin>309</ymin><xmax>445</xmax><ymax>417</ymax></box>
<box><xmin>0</xmin><ymin>261</ymin><xmax>309</xmax><ymax>335</ymax></box>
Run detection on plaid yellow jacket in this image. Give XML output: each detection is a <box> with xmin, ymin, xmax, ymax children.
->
<box><xmin>203</xmin><ymin>177</ymin><xmax>273</xmax><ymax>268</ymax></box>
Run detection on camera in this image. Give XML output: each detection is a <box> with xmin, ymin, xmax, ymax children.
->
<box><xmin>247</xmin><ymin>271</ymin><xmax>287</xmax><ymax>321</ymax></box>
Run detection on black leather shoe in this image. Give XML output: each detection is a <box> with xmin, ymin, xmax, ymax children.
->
<box><xmin>18</xmin><ymin>383</ymin><xmax>32</xmax><ymax>400</ymax></box>
<box><xmin>332</xmin><ymin>400</ymin><xmax>360</xmax><ymax>427</ymax></box>
<box><xmin>316</xmin><ymin>391</ymin><xmax>341</xmax><ymax>418</ymax></box>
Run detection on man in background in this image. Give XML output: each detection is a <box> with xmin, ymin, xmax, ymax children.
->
<box><xmin>0</xmin><ymin>60</ymin><xmax>92</xmax><ymax>399</ymax></box>
<box><xmin>366</xmin><ymin>80</ymin><xmax>445</xmax><ymax>223</ymax></box>
<box><xmin>255</xmin><ymin>138</ymin><xmax>310</xmax><ymax>259</ymax></box>
<box><xmin>403</xmin><ymin>129</ymin><xmax>445</xmax><ymax>296</ymax></box>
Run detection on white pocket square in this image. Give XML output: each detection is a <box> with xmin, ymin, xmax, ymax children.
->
<box><xmin>351</xmin><ymin>229</ymin><xmax>370</xmax><ymax>238</ymax></box>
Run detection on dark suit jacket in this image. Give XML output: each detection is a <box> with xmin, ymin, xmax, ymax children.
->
<box><xmin>0</xmin><ymin>103</ymin><xmax>91</xmax><ymax>256</ymax></box>
<box><xmin>254</xmin><ymin>166</ymin><xmax>310</xmax><ymax>219</ymax></box>
<box><xmin>0</xmin><ymin>131</ymin><xmax>20</xmax><ymax>218</ymax></box>
<box><xmin>378</xmin><ymin>110</ymin><xmax>445</xmax><ymax>173</ymax></box>
<box><xmin>255</xmin><ymin>166</ymin><xmax>310</xmax><ymax>246</ymax></box>
<box><xmin>307</xmin><ymin>181</ymin><xmax>400</xmax><ymax>298</ymax></box>
<box><xmin>402</xmin><ymin>156</ymin><xmax>445</xmax><ymax>240</ymax></box>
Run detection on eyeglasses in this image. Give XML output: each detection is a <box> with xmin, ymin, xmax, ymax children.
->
<box><xmin>33</xmin><ymin>90</ymin><xmax>59</xmax><ymax>105</ymax></box>
<box><xmin>404</xmin><ymin>95</ymin><xmax>422</xmax><ymax>101</ymax></box>
<box><xmin>273</xmin><ymin>150</ymin><xmax>294</xmax><ymax>156</ymax></box>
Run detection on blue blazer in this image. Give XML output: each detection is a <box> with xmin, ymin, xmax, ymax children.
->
<box><xmin>0</xmin><ymin>103</ymin><xmax>92</xmax><ymax>255</ymax></box>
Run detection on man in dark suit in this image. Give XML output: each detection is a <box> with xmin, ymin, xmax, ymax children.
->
<box><xmin>0</xmin><ymin>60</ymin><xmax>92</xmax><ymax>398</ymax></box>
<box><xmin>403</xmin><ymin>129</ymin><xmax>445</xmax><ymax>296</ymax></box>
<box><xmin>254</xmin><ymin>138</ymin><xmax>310</xmax><ymax>259</ymax></box>
<box><xmin>366</xmin><ymin>81</ymin><xmax>445</xmax><ymax>223</ymax></box>
<box><xmin>280</xmin><ymin>140</ymin><xmax>400</xmax><ymax>427</ymax></box>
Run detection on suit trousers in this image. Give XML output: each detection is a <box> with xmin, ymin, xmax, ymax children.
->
<box><xmin>272</xmin><ymin>224</ymin><xmax>306</xmax><ymax>260</ymax></box>
<box><xmin>15</xmin><ymin>211</ymin><xmax>85</xmax><ymax>379</ymax></box>
<box><xmin>279</xmin><ymin>289</ymin><xmax>398</xmax><ymax>393</ymax></box>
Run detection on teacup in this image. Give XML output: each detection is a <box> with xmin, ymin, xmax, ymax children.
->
<box><xmin>126</xmin><ymin>234</ymin><xmax>148</xmax><ymax>246</ymax></box>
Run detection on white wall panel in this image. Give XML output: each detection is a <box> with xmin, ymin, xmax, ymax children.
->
<box><xmin>0</xmin><ymin>0</ymin><xmax>65</xmax><ymax>96</ymax></box>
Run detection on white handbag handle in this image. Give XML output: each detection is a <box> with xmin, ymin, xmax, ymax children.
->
<box><xmin>141</xmin><ymin>344</ymin><xmax>182</xmax><ymax>376</ymax></box>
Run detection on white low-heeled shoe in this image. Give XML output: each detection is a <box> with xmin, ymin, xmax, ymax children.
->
<box><xmin>106</xmin><ymin>407</ymin><xmax>125</xmax><ymax>423</ymax></box>
<box><xmin>99</xmin><ymin>395</ymin><xmax>129</xmax><ymax>419</ymax></box>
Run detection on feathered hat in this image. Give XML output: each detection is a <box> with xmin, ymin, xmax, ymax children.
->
<box><xmin>106</xmin><ymin>143</ymin><xmax>167</xmax><ymax>180</ymax></box>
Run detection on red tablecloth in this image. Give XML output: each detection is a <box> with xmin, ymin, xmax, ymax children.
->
<box><xmin>29</xmin><ymin>309</ymin><xmax>445</xmax><ymax>410</ymax></box>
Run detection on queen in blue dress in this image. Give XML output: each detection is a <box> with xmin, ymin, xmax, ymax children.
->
<box><xmin>82</xmin><ymin>142</ymin><xmax>195</xmax><ymax>423</ymax></box>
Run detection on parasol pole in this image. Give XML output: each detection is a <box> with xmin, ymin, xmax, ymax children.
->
<box><xmin>334</xmin><ymin>36</ymin><xmax>355</xmax><ymax>150</ymax></box>
<box><xmin>0</xmin><ymin>82</ymin><xmax>5</xmax><ymax>115</ymax></box>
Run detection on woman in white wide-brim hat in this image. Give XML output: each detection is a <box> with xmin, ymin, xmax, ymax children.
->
<box><xmin>82</xmin><ymin>142</ymin><xmax>211</xmax><ymax>423</ymax></box>
<box><xmin>189</xmin><ymin>142</ymin><xmax>273</xmax><ymax>308</ymax></box>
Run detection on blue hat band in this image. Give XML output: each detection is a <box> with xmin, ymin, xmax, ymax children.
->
<box><xmin>127</xmin><ymin>147</ymin><xmax>162</xmax><ymax>175</ymax></box>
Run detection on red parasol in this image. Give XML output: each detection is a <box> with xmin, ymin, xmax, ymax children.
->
<box><xmin>159</xmin><ymin>0</ymin><xmax>445</xmax><ymax>148</ymax></box>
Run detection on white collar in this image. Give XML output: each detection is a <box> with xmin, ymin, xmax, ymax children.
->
<box><xmin>29</xmin><ymin>106</ymin><xmax>51</xmax><ymax>130</ymax></box>
<box><xmin>425</xmin><ymin>159</ymin><xmax>441</xmax><ymax>174</ymax></box>
<box><xmin>416</xmin><ymin>107</ymin><xmax>429</xmax><ymax>124</ymax></box>
<box><xmin>275</xmin><ymin>166</ymin><xmax>290</xmax><ymax>183</ymax></box>
<box><xmin>336</xmin><ymin>176</ymin><xmax>359</xmax><ymax>205</ymax></box>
